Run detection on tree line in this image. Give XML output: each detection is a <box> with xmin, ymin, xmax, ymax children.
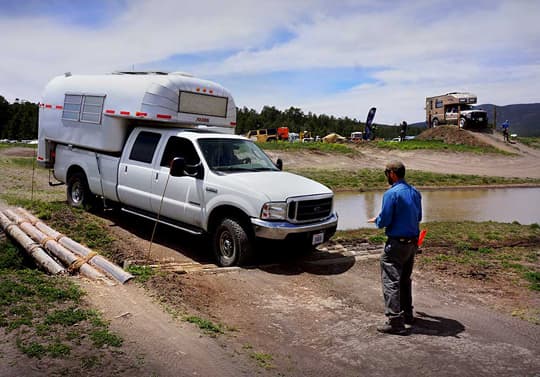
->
<box><xmin>0</xmin><ymin>96</ymin><xmax>38</xmax><ymax>140</ymax></box>
<box><xmin>0</xmin><ymin>95</ymin><xmax>420</xmax><ymax>141</ymax></box>
<box><xmin>236</xmin><ymin>105</ymin><xmax>422</xmax><ymax>140</ymax></box>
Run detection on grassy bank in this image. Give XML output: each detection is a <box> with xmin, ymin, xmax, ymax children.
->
<box><xmin>290</xmin><ymin>168</ymin><xmax>540</xmax><ymax>191</ymax></box>
<box><xmin>517</xmin><ymin>136</ymin><xmax>540</xmax><ymax>149</ymax></box>
<box><xmin>0</xmin><ymin>235</ymin><xmax>128</xmax><ymax>372</ymax></box>
<box><xmin>373</xmin><ymin>139</ymin><xmax>510</xmax><ymax>154</ymax></box>
<box><xmin>258</xmin><ymin>139</ymin><xmax>509</xmax><ymax>154</ymax></box>
<box><xmin>258</xmin><ymin>140</ymin><xmax>356</xmax><ymax>155</ymax></box>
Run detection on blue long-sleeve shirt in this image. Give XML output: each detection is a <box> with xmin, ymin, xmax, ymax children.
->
<box><xmin>375</xmin><ymin>180</ymin><xmax>422</xmax><ymax>238</ymax></box>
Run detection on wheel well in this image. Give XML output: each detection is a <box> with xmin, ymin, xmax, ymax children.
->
<box><xmin>207</xmin><ymin>205</ymin><xmax>251</xmax><ymax>233</ymax></box>
<box><xmin>66</xmin><ymin>165</ymin><xmax>86</xmax><ymax>182</ymax></box>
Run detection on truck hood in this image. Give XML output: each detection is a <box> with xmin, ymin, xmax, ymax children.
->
<box><xmin>461</xmin><ymin>109</ymin><xmax>487</xmax><ymax>115</ymax></box>
<box><xmin>215</xmin><ymin>171</ymin><xmax>333</xmax><ymax>201</ymax></box>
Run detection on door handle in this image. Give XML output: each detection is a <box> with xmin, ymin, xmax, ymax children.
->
<box><xmin>155</xmin><ymin>172</ymin><xmax>159</xmax><ymax>180</ymax></box>
<box><xmin>124</xmin><ymin>165</ymin><xmax>128</xmax><ymax>173</ymax></box>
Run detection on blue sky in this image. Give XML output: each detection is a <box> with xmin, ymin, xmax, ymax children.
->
<box><xmin>1</xmin><ymin>0</ymin><xmax>539</xmax><ymax>124</ymax></box>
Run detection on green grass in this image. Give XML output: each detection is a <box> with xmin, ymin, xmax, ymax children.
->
<box><xmin>517</xmin><ymin>136</ymin><xmax>540</xmax><ymax>149</ymax></box>
<box><xmin>0</xmin><ymin>237</ymin><xmax>123</xmax><ymax>360</ymax></box>
<box><xmin>126</xmin><ymin>265</ymin><xmax>156</xmax><ymax>283</ymax></box>
<box><xmin>289</xmin><ymin>168</ymin><xmax>540</xmax><ymax>191</ymax></box>
<box><xmin>250</xmin><ymin>351</ymin><xmax>274</xmax><ymax>369</ymax></box>
<box><xmin>374</xmin><ymin>139</ymin><xmax>508</xmax><ymax>154</ymax></box>
<box><xmin>184</xmin><ymin>315</ymin><xmax>224</xmax><ymax>336</ymax></box>
<box><xmin>258</xmin><ymin>140</ymin><xmax>356</xmax><ymax>155</ymax></box>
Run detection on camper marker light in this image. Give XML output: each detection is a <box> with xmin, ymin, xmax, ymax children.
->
<box><xmin>261</xmin><ymin>202</ymin><xmax>287</xmax><ymax>220</ymax></box>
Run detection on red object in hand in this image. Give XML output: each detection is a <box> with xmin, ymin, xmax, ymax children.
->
<box><xmin>418</xmin><ymin>229</ymin><xmax>427</xmax><ymax>247</ymax></box>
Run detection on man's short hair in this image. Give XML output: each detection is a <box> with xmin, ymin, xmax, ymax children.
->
<box><xmin>386</xmin><ymin>160</ymin><xmax>405</xmax><ymax>178</ymax></box>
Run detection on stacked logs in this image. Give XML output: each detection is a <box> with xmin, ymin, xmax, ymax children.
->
<box><xmin>0</xmin><ymin>207</ymin><xmax>133</xmax><ymax>284</ymax></box>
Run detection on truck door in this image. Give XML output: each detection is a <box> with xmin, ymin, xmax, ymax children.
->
<box><xmin>151</xmin><ymin>136</ymin><xmax>204</xmax><ymax>228</ymax></box>
<box><xmin>117</xmin><ymin>130</ymin><xmax>162</xmax><ymax>212</ymax></box>
<box><xmin>446</xmin><ymin>106</ymin><xmax>458</xmax><ymax>123</ymax></box>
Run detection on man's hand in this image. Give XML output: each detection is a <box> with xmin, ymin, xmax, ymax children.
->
<box><xmin>367</xmin><ymin>217</ymin><xmax>376</xmax><ymax>223</ymax></box>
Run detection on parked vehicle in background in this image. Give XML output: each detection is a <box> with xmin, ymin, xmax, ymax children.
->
<box><xmin>426</xmin><ymin>92</ymin><xmax>488</xmax><ymax>129</ymax></box>
<box><xmin>350</xmin><ymin>131</ymin><xmax>363</xmax><ymax>142</ymax></box>
<box><xmin>38</xmin><ymin>72</ymin><xmax>337</xmax><ymax>267</ymax></box>
<box><xmin>247</xmin><ymin>127</ymin><xmax>289</xmax><ymax>142</ymax></box>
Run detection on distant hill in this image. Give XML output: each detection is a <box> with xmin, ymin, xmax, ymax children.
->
<box><xmin>409</xmin><ymin>103</ymin><xmax>540</xmax><ymax>137</ymax></box>
<box><xmin>477</xmin><ymin>103</ymin><xmax>540</xmax><ymax>137</ymax></box>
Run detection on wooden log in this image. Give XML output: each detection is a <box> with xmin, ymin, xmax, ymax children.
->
<box><xmin>4</xmin><ymin>210</ymin><xmax>107</xmax><ymax>281</ymax></box>
<box><xmin>16</xmin><ymin>208</ymin><xmax>133</xmax><ymax>284</ymax></box>
<box><xmin>0</xmin><ymin>212</ymin><xmax>65</xmax><ymax>275</ymax></box>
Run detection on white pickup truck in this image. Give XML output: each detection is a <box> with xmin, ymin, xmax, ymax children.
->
<box><xmin>38</xmin><ymin>72</ymin><xmax>338</xmax><ymax>266</ymax></box>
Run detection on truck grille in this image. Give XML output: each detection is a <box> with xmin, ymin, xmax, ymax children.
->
<box><xmin>287</xmin><ymin>197</ymin><xmax>333</xmax><ymax>223</ymax></box>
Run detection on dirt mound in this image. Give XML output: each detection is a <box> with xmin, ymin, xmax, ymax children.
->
<box><xmin>416</xmin><ymin>126</ymin><xmax>491</xmax><ymax>147</ymax></box>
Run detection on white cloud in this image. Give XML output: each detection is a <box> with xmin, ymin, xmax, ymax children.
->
<box><xmin>0</xmin><ymin>0</ymin><xmax>538</xmax><ymax>123</ymax></box>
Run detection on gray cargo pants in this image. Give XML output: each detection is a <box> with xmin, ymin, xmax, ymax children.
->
<box><xmin>380</xmin><ymin>238</ymin><xmax>417</xmax><ymax>323</ymax></box>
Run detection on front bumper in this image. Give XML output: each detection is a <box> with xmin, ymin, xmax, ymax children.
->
<box><xmin>251</xmin><ymin>212</ymin><xmax>338</xmax><ymax>240</ymax></box>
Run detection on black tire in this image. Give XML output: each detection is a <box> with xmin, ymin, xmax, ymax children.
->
<box><xmin>459</xmin><ymin>118</ymin><xmax>466</xmax><ymax>128</ymax></box>
<box><xmin>432</xmin><ymin>118</ymin><xmax>439</xmax><ymax>127</ymax></box>
<box><xmin>66</xmin><ymin>172</ymin><xmax>93</xmax><ymax>208</ymax></box>
<box><xmin>213</xmin><ymin>218</ymin><xmax>253</xmax><ymax>267</ymax></box>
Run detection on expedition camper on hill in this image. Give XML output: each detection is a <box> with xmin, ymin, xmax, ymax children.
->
<box><xmin>425</xmin><ymin>92</ymin><xmax>488</xmax><ymax>129</ymax></box>
<box><xmin>37</xmin><ymin>72</ymin><xmax>337</xmax><ymax>267</ymax></box>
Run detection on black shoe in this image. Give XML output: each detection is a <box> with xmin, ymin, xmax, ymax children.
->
<box><xmin>404</xmin><ymin>313</ymin><xmax>415</xmax><ymax>326</ymax></box>
<box><xmin>376</xmin><ymin>323</ymin><xmax>409</xmax><ymax>335</ymax></box>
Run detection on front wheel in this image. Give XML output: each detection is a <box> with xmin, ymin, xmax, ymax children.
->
<box><xmin>432</xmin><ymin>118</ymin><xmax>439</xmax><ymax>127</ymax></box>
<box><xmin>66</xmin><ymin>172</ymin><xmax>94</xmax><ymax>208</ymax></box>
<box><xmin>459</xmin><ymin>118</ymin><xmax>466</xmax><ymax>128</ymax></box>
<box><xmin>213</xmin><ymin>218</ymin><xmax>253</xmax><ymax>267</ymax></box>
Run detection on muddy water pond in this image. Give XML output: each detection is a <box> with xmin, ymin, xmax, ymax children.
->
<box><xmin>335</xmin><ymin>187</ymin><xmax>540</xmax><ymax>230</ymax></box>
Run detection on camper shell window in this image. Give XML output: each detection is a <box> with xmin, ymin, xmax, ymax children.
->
<box><xmin>178</xmin><ymin>91</ymin><xmax>228</xmax><ymax>118</ymax></box>
<box><xmin>62</xmin><ymin>94</ymin><xmax>105</xmax><ymax>124</ymax></box>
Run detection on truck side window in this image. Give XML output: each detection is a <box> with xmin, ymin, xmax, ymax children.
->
<box><xmin>129</xmin><ymin>131</ymin><xmax>161</xmax><ymax>163</ymax></box>
<box><xmin>160</xmin><ymin>136</ymin><xmax>200</xmax><ymax>169</ymax></box>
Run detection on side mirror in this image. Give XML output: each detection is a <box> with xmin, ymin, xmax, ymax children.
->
<box><xmin>170</xmin><ymin>157</ymin><xmax>185</xmax><ymax>177</ymax></box>
<box><xmin>276</xmin><ymin>158</ymin><xmax>283</xmax><ymax>171</ymax></box>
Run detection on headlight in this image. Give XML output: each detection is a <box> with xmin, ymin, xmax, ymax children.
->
<box><xmin>261</xmin><ymin>202</ymin><xmax>287</xmax><ymax>220</ymax></box>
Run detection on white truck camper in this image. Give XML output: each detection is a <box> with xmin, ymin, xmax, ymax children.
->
<box><xmin>38</xmin><ymin>72</ymin><xmax>338</xmax><ymax>266</ymax></box>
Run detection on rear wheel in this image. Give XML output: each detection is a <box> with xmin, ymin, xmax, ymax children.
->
<box><xmin>459</xmin><ymin>118</ymin><xmax>466</xmax><ymax>128</ymax></box>
<box><xmin>213</xmin><ymin>218</ymin><xmax>253</xmax><ymax>267</ymax></box>
<box><xmin>67</xmin><ymin>172</ymin><xmax>93</xmax><ymax>208</ymax></box>
<box><xmin>432</xmin><ymin>118</ymin><xmax>439</xmax><ymax>127</ymax></box>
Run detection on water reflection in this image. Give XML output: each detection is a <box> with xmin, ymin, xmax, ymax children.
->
<box><xmin>335</xmin><ymin>187</ymin><xmax>540</xmax><ymax>230</ymax></box>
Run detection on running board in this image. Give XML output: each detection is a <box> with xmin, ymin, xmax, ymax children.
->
<box><xmin>120</xmin><ymin>207</ymin><xmax>203</xmax><ymax>235</ymax></box>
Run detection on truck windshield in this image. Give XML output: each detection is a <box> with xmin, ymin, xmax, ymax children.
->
<box><xmin>198</xmin><ymin>139</ymin><xmax>279</xmax><ymax>173</ymax></box>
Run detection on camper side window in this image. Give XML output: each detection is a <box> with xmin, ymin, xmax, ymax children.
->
<box><xmin>61</xmin><ymin>94</ymin><xmax>105</xmax><ymax>124</ymax></box>
<box><xmin>129</xmin><ymin>132</ymin><xmax>161</xmax><ymax>164</ymax></box>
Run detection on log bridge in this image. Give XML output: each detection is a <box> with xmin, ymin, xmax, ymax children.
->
<box><xmin>0</xmin><ymin>207</ymin><xmax>133</xmax><ymax>284</ymax></box>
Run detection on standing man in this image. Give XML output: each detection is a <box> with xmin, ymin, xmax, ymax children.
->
<box><xmin>502</xmin><ymin>120</ymin><xmax>510</xmax><ymax>142</ymax></box>
<box><xmin>368</xmin><ymin>160</ymin><xmax>422</xmax><ymax>335</ymax></box>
